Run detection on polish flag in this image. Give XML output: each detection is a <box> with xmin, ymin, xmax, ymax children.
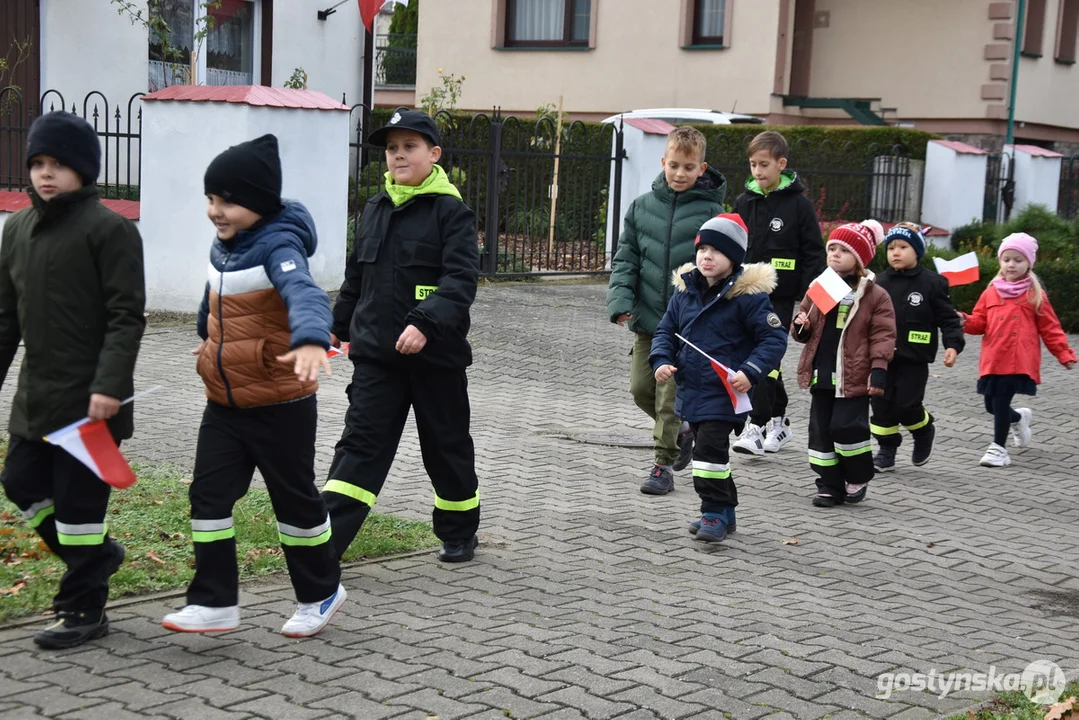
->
<box><xmin>45</xmin><ymin>419</ymin><xmax>137</xmax><ymax>489</ymax></box>
<box><xmin>359</xmin><ymin>0</ymin><xmax>408</xmax><ymax>31</ymax></box>
<box><xmin>933</xmin><ymin>252</ymin><xmax>980</xmax><ymax>286</ymax></box>
<box><xmin>675</xmin><ymin>334</ymin><xmax>753</xmax><ymax>414</ymax></box>
<box><xmin>806</xmin><ymin>267</ymin><xmax>852</xmax><ymax>315</ymax></box>
<box><xmin>327</xmin><ymin>342</ymin><xmax>351</xmax><ymax>358</ymax></box>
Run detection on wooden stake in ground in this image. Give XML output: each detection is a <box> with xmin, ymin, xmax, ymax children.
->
<box><xmin>547</xmin><ymin>95</ymin><xmax>564</xmax><ymax>262</ymax></box>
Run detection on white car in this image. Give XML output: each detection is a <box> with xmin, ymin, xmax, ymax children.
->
<box><xmin>600</xmin><ymin>108</ymin><xmax>765</xmax><ymax>126</ymax></box>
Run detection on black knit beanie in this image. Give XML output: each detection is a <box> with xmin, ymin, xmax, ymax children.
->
<box><xmin>26</xmin><ymin>112</ymin><xmax>101</xmax><ymax>186</ymax></box>
<box><xmin>203</xmin><ymin>134</ymin><xmax>283</xmax><ymax>217</ymax></box>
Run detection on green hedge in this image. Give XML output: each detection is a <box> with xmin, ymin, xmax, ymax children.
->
<box><xmin>866</xmin><ymin>206</ymin><xmax>1079</xmax><ymax>332</ymax></box>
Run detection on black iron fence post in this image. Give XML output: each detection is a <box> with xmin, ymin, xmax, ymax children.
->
<box><xmin>483</xmin><ymin>107</ymin><xmax>503</xmax><ymax>275</ymax></box>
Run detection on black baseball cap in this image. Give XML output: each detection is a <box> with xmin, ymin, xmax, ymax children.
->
<box><xmin>368</xmin><ymin>109</ymin><xmax>441</xmax><ymax>147</ymax></box>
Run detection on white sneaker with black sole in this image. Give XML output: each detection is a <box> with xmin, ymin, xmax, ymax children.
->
<box><xmin>732</xmin><ymin>423</ymin><xmax>765</xmax><ymax>456</ymax></box>
<box><xmin>979</xmin><ymin>443</ymin><xmax>1012</xmax><ymax>467</ymax></box>
<box><xmin>1011</xmin><ymin>408</ymin><xmax>1032</xmax><ymax>447</ymax></box>
<box><xmin>761</xmin><ymin>417</ymin><xmax>792</xmax><ymax>453</ymax></box>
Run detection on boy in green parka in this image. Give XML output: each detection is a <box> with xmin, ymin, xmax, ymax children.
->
<box><xmin>606</xmin><ymin>126</ymin><xmax>727</xmax><ymax>495</ymax></box>
<box><xmin>0</xmin><ymin>112</ymin><xmax>146</xmax><ymax>649</ymax></box>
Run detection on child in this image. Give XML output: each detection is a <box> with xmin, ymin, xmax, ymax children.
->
<box><xmin>960</xmin><ymin>233</ymin><xmax>1075</xmax><ymax>467</ymax></box>
<box><xmin>651</xmin><ymin>215</ymin><xmax>787</xmax><ymax>541</ymax></box>
<box><xmin>607</xmin><ymin>126</ymin><xmax>728</xmax><ymax>494</ymax></box>
<box><xmin>871</xmin><ymin>223</ymin><xmax>964</xmax><ymax>471</ymax></box>
<box><xmin>321</xmin><ymin>110</ymin><xmax>482</xmax><ymax>564</ymax></box>
<box><xmin>792</xmin><ymin>221</ymin><xmax>895</xmax><ymax>507</ymax></box>
<box><xmin>733</xmin><ymin>130</ymin><xmax>826</xmax><ymax>457</ymax></box>
<box><xmin>162</xmin><ymin>134</ymin><xmax>345</xmax><ymax>638</ymax></box>
<box><xmin>0</xmin><ymin>112</ymin><xmax>145</xmax><ymax>649</ymax></box>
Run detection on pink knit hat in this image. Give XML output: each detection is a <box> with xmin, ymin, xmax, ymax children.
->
<box><xmin>998</xmin><ymin>232</ymin><xmax>1038</xmax><ymax>268</ymax></box>
<box><xmin>827</xmin><ymin>220</ymin><xmax>884</xmax><ymax>269</ymax></box>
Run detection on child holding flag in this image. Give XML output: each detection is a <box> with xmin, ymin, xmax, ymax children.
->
<box><xmin>0</xmin><ymin>112</ymin><xmax>146</xmax><ymax>649</ymax></box>
<box><xmin>870</xmin><ymin>223</ymin><xmax>964</xmax><ymax>471</ymax></box>
<box><xmin>960</xmin><ymin>233</ymin><xmax>1075</xmax><ymax>467</ymax></box>
<box><xmin>793</xmin><ymin>221</ymin><xmax>895</xmax><ymax>507</ymax></box>
<box><xmin>650</xmin><ymin>215</ymin><xmax>788</xmax><ymax>542</ymax></box>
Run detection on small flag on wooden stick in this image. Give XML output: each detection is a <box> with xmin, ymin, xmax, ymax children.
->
<box><xmin>933</xmin><ymin>252</ymin><xmax>980</xmax><ymax>286</ymax></box>
<box><xmin>676</xmin><ymin>334</ymin><xmax>753</xmax><ymax>414</ymax></box>
<box><xmin>805</xmin><ymin>267</ymin><xmax>852</xmax><ymax>315</ymax></box>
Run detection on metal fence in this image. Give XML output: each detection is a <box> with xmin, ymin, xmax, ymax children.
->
<box><xmin>374</xmin><ymin>33</ymin><xmax>417</xmax><ymax>87</ymax></box>
<box><xmin>0</xmin><ymin>87</ymin><xmax>144</xmax><ymax>200</ymax></box>
<box><xmin>984</xmin><ymin>152</ymin><xmax>1014</xmax><ymax>222</ymax></box>
<box><xmin>349</xmin><ymin>107</ymin><xmax>621</xmax><ymax>276</ymax></box>
<box><xmin>1059</xmin><ymin>156</ymin><xmax>1079</xmax><ymax>219</ymax></box>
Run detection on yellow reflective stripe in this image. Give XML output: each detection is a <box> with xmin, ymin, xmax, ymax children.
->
<box><xmin>809</xmin><ymin>449</ymin><xmax>838</xmax><ymax>466</ymax></box>
<box><xmin>434</xmin><ymin>491</ymin><xmax>480</xmax><ymax>512</ymax></box>
<box><xmin>324</xmin><ymin>480</ymin><xmax>378</xmax><ymax>508</ymax></box>
<box><xmin>771</xmin><ymin>258</ymin><xmax>796</xmax><ymax>271</ymax></box>
<box><xmin>905</xmin><ymin>411</ymin><xmax>931</xmax><ymax>432</ymax></box>
<box><xmin>279</xmin><ymin>527</ymin><xmax>333</xmax><ymax>547</ymax></box>
<box><xmin>870</xmin><ymin>423</ymin><xmax>899</xmax><ymax>436</ymax></box>
<box><xmin>24</xmin><ymin>500</ymin><xmax>55</xmax><ymax>528</ymax></box>
<box><xmin>56</xmin><ymin>522</ymin><xmax>108</xmax><ymax>546</ymax></box>
<box><xmin>693</xmin><ymin>468</ymin><xmax>731</xmax><ymax>479</ymax></box>
<box><xmin>908</xmin><ymin>330</ymin><xmax>932</xmax><ymax>344</ymax></box>
<box><xmin>415</xmin><ymin>285</ymin><xmax>438</xmax><ymax>300</ymax></box>
<box><xmin>834</xmin><ymin>441</ymin><xmax>873</xmax><ymax>457</ymax></box>
<box><xmin>767</xmin><ymin>369</ymin><xmax>781</xmax><ymax>379</ymax></box>
<box><xmin>193</xmin><ymin>528</ymin><xmax>236</xmax><ymax>543</ymax></box>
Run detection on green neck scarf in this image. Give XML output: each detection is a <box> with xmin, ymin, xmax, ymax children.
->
<box><xmin>384</xmin><ymin>164</ymin><xmax>462</xmax><ymax>206</ymax></box>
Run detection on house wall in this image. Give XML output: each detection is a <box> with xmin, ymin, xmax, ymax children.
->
<box><xmin>271</xmin><ymin>1</ymin><xmax>365</xmax><ymax>105</ymax></box>
<box><xmin>416</xmin><ymin>0</ymin><xmax>781</xmax><ymax>115</ymax></box>
<box><xmin>1015</xmin><ymin>0</ymin><xmax>1079</xmax><ymax>130</ymax></box>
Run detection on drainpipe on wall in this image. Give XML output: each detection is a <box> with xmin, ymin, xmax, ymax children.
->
<box><xmin>1006</xmin><ymin>0</ymin><xmax>1026</xmax><ymax>146</ymax></box>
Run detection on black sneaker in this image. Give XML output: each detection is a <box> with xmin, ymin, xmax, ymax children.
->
<box><xmin>439</xmin><ymin>535</ymin><xmax>478</xmax><ymax>563</ymax></box>
<box><xmin>640</xmin><ymin>465</ymin><xmax>675</xmax><ymax>495</ymax></box>
<box><xmin>34</xmin><ymin>609</ymin><xmax>110</xmax><ymax>650</ymax></box>
<box><xmin>873</xmin><ymin>446</ymin><xmax>897</xmax><ymax>472</ymax></box>
<box><xmin>911</xmin><ymin>424</ymin><xmax>935</xmax><ymax>467</ymax></box>
<box><xmin>672</xmin><ymin>428</ymin><xmax>694</xmax><ymax>472</ymax></box>
<box><xmin>845</xmin><ymin>485</ymin><xmax>868</xmax><ymax>504</ymax></box>
<box><xmin>812</xmin><ymin>494</ymin><xmax>840</xmax><ymax>508</ymax></box>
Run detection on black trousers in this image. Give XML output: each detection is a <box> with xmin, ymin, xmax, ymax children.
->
<box><xmin>870</xmin><ymin>361</ymin><xmax>933</xmax><ymax>448</ymax></box>
<box><xmin>808</xmin><ymin>392</ymin><xmax>874</xmax><ymax>496</ymax></box>
<box><xmin>1</xmin><ymin>435</ymin><xmax>123</xmax><ymax>613</ymax></box>
<box><xmin>749</xmin><ymin>297</ymin><xmax>794</xmax><ymax>427</ymax></box>
<box><xmin>690</xmin><ymin>421</ymin><xmax>739</xmax><ymax>514</ymax></box>
<box><xmin>984</xmin><ymin>393</ymin><xmax>1021</xmax><ymax>447</ymax></box>
<box><xmin>322</xmin><ymin>360</ymin><xmax>480</xmax><ymax>558</ymax></box>
<box><xmin>187</xmin><ymin>396</ymin><xmax>340</xmax><ymax>607</ymax></box>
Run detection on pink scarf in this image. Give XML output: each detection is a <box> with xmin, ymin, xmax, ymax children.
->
<box><xmin>992</xmin><ymin>276</ymin><xmax>1033</xmax><ymax>299</ymax></box>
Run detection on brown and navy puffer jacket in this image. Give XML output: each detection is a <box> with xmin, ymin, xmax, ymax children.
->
<box><xmin>196</xmin><ymin>201</ymin><xmax>332</xmax><ymax>408</ymax></box>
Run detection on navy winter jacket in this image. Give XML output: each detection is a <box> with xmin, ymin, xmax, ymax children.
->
<box><xmin>650</xmin><ymin>262</ymin><xmax>789</xmax><ymax>423</ymax></box>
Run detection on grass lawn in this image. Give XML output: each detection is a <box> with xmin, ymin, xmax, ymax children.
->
<box><xmin>942</xmin><ymin>682</ymin><xmax>1079</xmax><ymax>720</ymax></box>
<box><xmin>0</xmin><ymin>450</ymin><xmax>437</xmax><ymax>623</ymax></box>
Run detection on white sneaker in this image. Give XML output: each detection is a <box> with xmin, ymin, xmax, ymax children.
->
<box><xmin>162</xmin><ymin>604</ymin><xmax>240</xmax><ymax>633</ymax></box>
<box><xmin>732</xmin><ymin>424</ymin><xmax>766</xmax><ymax>456</ymax></box>
<box><xmin>762</xmin><ymin>417</ymin><xmax>792</xmax><ymax>453</ymax></box>
<box><xmin>979</xmin><ymin>443</ymin><xmax>1012</xmax><ymax>467</ymax></box>
<box><xmin>1011</xmin><ymin>408</ymin><xmax>1033</xmax><ymax>447</ymax></box>
<box><xmin>281</xmin><ymin>584</ymin><xmax>347</xmax><ymax>638</ymax></box>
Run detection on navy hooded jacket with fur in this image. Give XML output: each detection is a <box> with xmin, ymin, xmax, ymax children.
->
<box><xmin>650</xmin><ymin>262</ymin><xmax>789</xmax><ymax>423</ymax></box>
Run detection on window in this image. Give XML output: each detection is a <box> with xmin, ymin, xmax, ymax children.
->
<box><xmin>148</xmin><ymin>0</ymin><xmax>262</xmax><ymax>90</ymax></box>
<box><xmin>505</xmin><ymin>0</ymin><xmax>591</xmax><ymax>47</ymax></box>
<box><xmin>1022</xmin><ymin>0</ymin><xmax>1047</xmax><ymax>56</ymax></box>
<box><xmin>693</xmin><ymin>0</ymin><xmax>726</xmax><ymax>45</ymax></box>
<box><xmin>1057</xmin><ymin>0</ymin><xmax>1079</xmax><ymax>63</ymax></box>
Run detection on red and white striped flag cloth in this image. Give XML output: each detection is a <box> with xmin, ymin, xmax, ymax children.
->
<box><xmin>327</xmin><ymin>342</ymin><xmax>351</xmax><ymax>358</ymax></box>
<box><xmin>42</xmin><ymin>386</ymin><xmax>162</xmax><ymax>489</ymax></box>
<box><xmin>676</xmin><ymin>334</ymin><xmax>753</xmax><ymax>414</ymax></box>
<box><xmin>805</xmin><ymin>267</ymin><xmax>852</xmax><ymax>315</ymax></box>
<box><xmin>45</xmin><ymin>419</ymin><xmax>137</xmax><ymax>489</ymax></box>
<box><xmin>933</xmin><ymin>252</ymin><xmax>980</xmax><ymax>286</ymax></box>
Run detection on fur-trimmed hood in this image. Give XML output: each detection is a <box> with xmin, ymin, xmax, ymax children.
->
<box><xmin>671</xmin><ymin>261</ymin><xmax>778</xmax><ymax>297</ymax></box>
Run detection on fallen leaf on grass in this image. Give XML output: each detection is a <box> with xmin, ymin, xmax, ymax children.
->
<box><xmin>179</xmin><ymin>478</ymin><xmax>193</xmax><ymax>485</ymax></box>
<box><xmin>0</xmin><ymin>581</ymin><xmax>26</xmax><ymax>596</ymax></box>
<box><xmin>4</xmin><ymin>556</ymin><xmax>21</xmax><ymax>567</ymax></box>
<box><xmin>781</xmin><ymin>537</ymin><xmax>799</xmax><ymax>545</ymax></box>
<box><xmin>147</xmin><ymin>551</ymin><xmax>166</xmax><ymax>565</ymax></box>
<box><xmin>1045</xmin><ymin>696</ymin><xmax>1078</xmax><ymax>720</ymax></box>
<box><xmin>151</xmin><ymin>500</ymin><xmax>163</xmax><ymax>506</ymax></box>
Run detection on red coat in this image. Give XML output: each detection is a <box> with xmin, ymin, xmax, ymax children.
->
<box><xmin>963</xmin><ymin>285</ymin><xmax>1076</xmax><ymax>384</ymax></box>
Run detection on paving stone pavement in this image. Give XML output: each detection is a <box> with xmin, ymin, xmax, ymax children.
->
<box><xmin>1</xmin><ymin>281</ymin><xmax>1078</xmax><ymax>720</ymax></box>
